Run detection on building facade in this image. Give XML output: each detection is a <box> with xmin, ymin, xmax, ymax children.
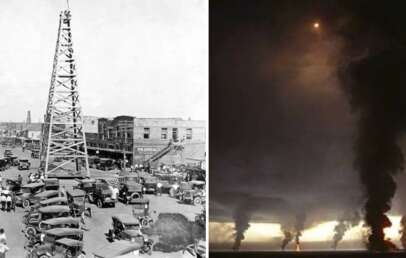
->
<box><xmin>86</xmin><ymin>116</ymin><xmax>206</xmax><ymax>166</ymax></box>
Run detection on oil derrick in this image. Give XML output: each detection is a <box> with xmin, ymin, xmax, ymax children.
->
<box><xmin>39</xmin><ymin>9</ymin><xmax>90</xmax><ymax>178</ymax></box>
<box><xmin>26</xmin><ymin>111</ymin><xmax>31</xmax><ymax>124</ymax></box>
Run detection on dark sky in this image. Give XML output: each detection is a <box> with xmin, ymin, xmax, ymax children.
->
<box><xmin>210</xmin><ymin>0</ymin><xmax>406</xmax><ymax>230</ymax></box>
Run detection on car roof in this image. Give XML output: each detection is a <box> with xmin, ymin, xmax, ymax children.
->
<box><xmin>93</xmin><ymin>240</ymin><xmax>142</xmax><ymax>258</ymax></box>
<box><xmin>112</xmin><ymin>214</ymin><xmax>140</xmax><ymax>225</ymax></box>
<box><xmin>66</xmin><ymin>189</ymin><xmax>86</xmax><ymax>197</ymax></box>
<box><xmin>128</xmin><ymin>198</ymin><xmax>149</xmax><ymax>205</ymax></box>
<box><xmin>78</xmin><ymin>178</ymin><xmax>96</xmax><ymax>183</ymax></box>
<box><xmin>55</xmin><ymin>238</ymin><xmax>83</xmax><ymax>247</ymax></box>
<box><xmin>45</xmin><ymin>227</ymin><xmax>84</xmax><ymax>236</ymax></box>
<box><xmin>38</xmin><ymin>205</ymin><xmax>70</xmax><ymax>213</ymax></box>
<box><xmin>41</xmin><ymin>216</ymin><xmax>79</xmax><ymax>226</ymax></box>
<box><xmin>35</xmin><ymin>190</ymin><xmax>59</xmax><ymax>198</ymax></box>
<box><xmin>22</xmin><ymin>182</ymin><xmax>45</xmax><ymax>188</ymax></box>
<box><xmin>40</xmin><ymin>196</ymin><xmax>68</xmax><ymax>205</ymax></box>
<box><xmin>189</xmin><ymin>180</ymin><xmax>205</xmax><ymax>185</ymax></box>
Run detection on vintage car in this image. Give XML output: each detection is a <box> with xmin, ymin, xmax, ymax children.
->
<box><xmin>118</xmin><ymin>183</ymin><xmax>143</xmax><ymax>204</ymax></box>
<box><xmin>31</xmin><ymin>149</ymin><xmax>40</xmax><ymax>159</ymax></box>
<box><xmin>118</xmin><ymin>175</ymin><xmax>141</xmax><ymax>185</ymax></box>
<box><xmin>27</xmin><ymin>228</ymin><xmax>84</xmax><ymax>258</ymax></box>
<box><xmin>39</xmin><ymin>196</ymin><xmax>68</xmax><ymax>207</ymax></box>
<box><xmin>66</xmin><ymin>189</ymin><xmax>89</xmax><ymax>217</ymax></box>
<box><xmin>29</xmin><ymin>238</ymin><xmax>85</xmax><ymax>258</ymax></box>
<box><xmin>118</xmin><ymin>176</ymin><xmax>143</xmax><ymax>203</ymax></box>
<box><xmin>88</xmin><ymin>156</ymin><xmax>101</xmax><ymax>169</ymax></box>
<box><xmin>23</xmin><ymin>190</ymin><xmax>65</xmax><ymax>209</ymax></box>
<box><xmin>93</xmin><ymin>240</ymin><xmax>145</xmax><ymax>258</ymax></box>
<box><xmin>25</xmin><ymin>196</ymin><xmax>69</xmax><ymax>215</ymax></box>
<box><xmin>154</xmin><ymin>174</ymin><xmax>182</xmax><ymax>195</ymax></box>
<box><xmin>178</xmin><ymin>181</ymin><xmax>206</xmax><ymax>206</ymax></box>
<box><xmin>129</xmin><ymin>194</ymin><xmax>153</xmax><ymax>228</ymax></box>
<box><xmin>2</xmin><ymin>178</ymin><xmax>21</xmax><ymax>193</ymax></box>
<box><xmin>142</xmin><ymin>176</ymin><xmax>158</xmax><ymax>194</ymax></box>
<box><xmin>4</xmin><ymin>156</ymin><xmax>18</xmax><ymax>167</ymax></box>
<box><xmin>18</xmin><ymin>159</ymin><xmax>31</xmax><ymax>170</ymax></box>
<box><xmin>3</xmin><ymin>149</ymin><xmax>13</xmax><ymax>157</ymax></box>
<box><xmin>0</xmin><ymin>158</ymin><xmax>7</xmax><ymax>171</ymax></box>
<box><xmin>38</xmin><ymin>216</ymin><xmax>80</xmax><ymax>231</ymax></box>
<box><xmin>182</xmin><ymin>240</ymin><xmax>206</xmax><ymax>258</ymax></box>
<box><xmin>107</xmin><ymin>215</ymin><xmax>141</xmax><ymax>241</ymax></box>
<box><xmin>23</xmin><ymin>205</ymin><xmax>72</xmax><ymax>236</ymax></box>
<box><xmin>97</xmin><ymin>158</ymin><xmax>117</xmax><ymax>171</ymax></box>
<box><xmin>90</xmin><ymin>183</ymin><xmax>115</xmax><ymax>208</ymax></box>
<box><xmin>195</xmin><ymin>209</ymin><xmax>206</xmax><ymax>228</ymax></box>
<box><xmin>73</xmin><ymin>178</ymin><xmax>96</xmax><ymax>195</ymax></box>
<box><xmin>16</xmin><ymin>182</ymin><xmax>45</xmax><ymax>208</ymax></box>
<box><xmin>43</xmin><ymin>178</ymin><xmax>60</xmax><ymax>191</ymax></box>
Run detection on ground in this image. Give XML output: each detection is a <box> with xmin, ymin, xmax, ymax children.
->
<box><xmin>0</xmin><ymin>146</ymin><xmax>203</xmax><ymax>258</ymax></box>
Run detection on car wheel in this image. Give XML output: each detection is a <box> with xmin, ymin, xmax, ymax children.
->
<box><xmin>26</xmin><ymin>226</ymin><xmax>36</xmax><ymax>236</ymax></box>
<box><xmin>66</xmin><ymin>249</ymin><xmax>73</xmax><ymax>258</ymax></box>
<box><xmin>22</xmin><ymin>199</ymin><xmax>30</xmax><ymax>209</ymax></box>
<box><xmin>141</xmin><ymin>218</ymin><xmax>149</xmax><ymax>227</ymax></box>
<box><xmin>38</xmin><ymin>222</ymin><xmax>46</xmax><ymax>230</ymax></box>
<box><xmin>97</xmin><ymin>199</ymin><xmax>103</xmax><ymax>208</ymax></box>
<box><xmin>193</xmin><ymin>197</ymin><xmax>202</xmax><ymax>205</ymax></box>
<box><xmin>111</xmin><ymin>202</ymin><xmax>116</xmax><ymax>208</ymax></box>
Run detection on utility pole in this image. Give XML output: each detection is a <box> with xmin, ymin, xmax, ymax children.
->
<box><xmin>39</xmin><ymin>9</ymin><xmax>90</xmax><ymax>178</ymax></box>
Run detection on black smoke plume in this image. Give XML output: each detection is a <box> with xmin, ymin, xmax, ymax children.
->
<box><xmin>400</xmin><ymin>216</ymin><xmax>406</xmax><ymax>250</ymax></box>
<box><xmin>281</xmin><ymin>226</ymin><xmax>294</xmax><ymax>250</ymax></box>
<box><xmin>294</xmin><ymin>212</ymin><xmax>306</xmax><ymax>250</ymax></box>
<box><xmin>332</xmin><ymin>211</ymin><xmax>360</xmax><ymax>249</ymax></box>
<box><xmin>340</xmin><ymin>48</ymin><xmax>406</xmax><ymax>251</ymax></box>
<box><xmin>232</xmin><ymin>197</ymin><xmax>254</xmax><ymax>251</ymax></box>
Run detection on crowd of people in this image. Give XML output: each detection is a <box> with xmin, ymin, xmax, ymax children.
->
<box><xmin>27</xmin><ymin>172</ymin><xmax>44</xmax><ymax>184</ymax></box>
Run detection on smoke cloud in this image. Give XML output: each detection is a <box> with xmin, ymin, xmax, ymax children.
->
<box><xmin>332</xmin><ymin>211</ymin><xmax>361</xmax><ymax>249</ymax></box>
<box><xmin>232</xmin><ymin>199</ymin><xmax>253</xmax><ymax>251</ymax></box>
<box><xmin>339</xmin><ymin>48</ymin><xmax>406</xmax><ymax>251</ymax></box>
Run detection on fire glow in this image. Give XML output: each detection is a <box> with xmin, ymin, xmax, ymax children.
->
<box><xmin>209</xmin><ymin>215</ymin><xmax>402</xmax><ymax>246</ymax></box>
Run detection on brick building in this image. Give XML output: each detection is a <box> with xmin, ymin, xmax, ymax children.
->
<box><xmin>86</xmin><ymin>116</ymin><xmax>206</xmax><ymax>166</ymax></box>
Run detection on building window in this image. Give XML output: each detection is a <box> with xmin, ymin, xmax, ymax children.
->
<box><xmin>161</xmin><ymin>128</ymin><xmax>168</xmax><ymax>140</ymax></box>
<box><xmin>143</xmin><ymin>128</ymin><xmax>150</xmax><ymax>139</ymax></box>
<box><xmin>172</xmin><ymin>128</ymin><xmax>178</xmax><ymax>142</ymax></box>
<box><xmin>186</xmin><ymin>128</ymin><xmax>192</xmax><ymax>140</ymax></box>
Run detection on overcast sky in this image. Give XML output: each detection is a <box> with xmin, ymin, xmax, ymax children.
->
<box><xmin>0</xmin><ymin>0</ymin><xmax>207</xmax><ymax>122</ymax></box>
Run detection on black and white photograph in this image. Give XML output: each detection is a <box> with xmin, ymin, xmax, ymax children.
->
<box><xmin>0</xmin><ymin>0</ymin><xmax>207</xmax><ymax>257</ymax></box>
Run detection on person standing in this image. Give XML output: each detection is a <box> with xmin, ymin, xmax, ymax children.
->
<box><xmin>5</xmin><ymin>194</ymin><xmax>11</xmax><ymax>212</ymax></box>
<box><xmin>10</xmin><ymin>193</ymin><xmax>16</xmax><ymax>212</ymax></box>
<box><xmin>0</xmin><ymin>193</ymin><xmax>5</xmax><ymax>211</ymax></box>
<box><xmin>17</xmin><ymin>175</ymin><xmax>22</xmax><ymax>186</ymax></box>
<box><xmin>0</xmin><ymin>229</ymin><xmax>8</xmax><ymax>258</ymax></box>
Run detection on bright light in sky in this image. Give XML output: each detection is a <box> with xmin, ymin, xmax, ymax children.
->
<box><xmin>313</xmin><ymin>22</ymin><xmax>320</xmax><ymax>29</ymax></box>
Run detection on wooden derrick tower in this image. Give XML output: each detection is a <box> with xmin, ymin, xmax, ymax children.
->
<box><xmin>39</xmin><ymin>9</ymin><xmax>90</xmax><ymax>178</ymax></box>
